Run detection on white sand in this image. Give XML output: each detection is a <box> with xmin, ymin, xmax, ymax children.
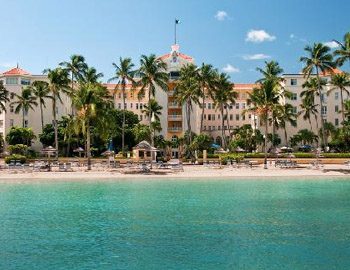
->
<box><xmin>0</xmin><ymin>164</ymin><xmax>349</xmax><ymax>183</ymax></box>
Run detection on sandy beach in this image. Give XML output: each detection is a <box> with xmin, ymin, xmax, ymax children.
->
<box><xmin>0</xmin><ymin>164</ymin><xmax>350</xmax><ymax>182</ymax></box>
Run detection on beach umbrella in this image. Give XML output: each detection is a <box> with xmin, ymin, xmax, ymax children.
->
<box><xmin>211</xmin><ymin>143</ymin><xmax>221</xmax><ymax>149</ymax></box>
<box><xmin>102</xmin><ymin>150</ymin><xmax>115</xmax><ymax>156</ymax></box>
<box><xmin>41</xmin><ymin>146</ymin><xmax>57</xmax><ymax>171</ymax></box>
<box><xmin>73</xmin><ymin>147</ymin><xmax>85</xmax><ymax>158</ymax></box>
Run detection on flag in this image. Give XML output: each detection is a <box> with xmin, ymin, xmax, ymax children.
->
<box><xmin>175</xmin><ymin>19</ymin><xmax>180</xmax><ymax>24</ymax></box>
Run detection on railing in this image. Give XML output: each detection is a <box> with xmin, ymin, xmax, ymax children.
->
<box><xmin>168</xmin><ymin>115</ymin><xmax>182</xmax><ymax>121</ymax></box>
<box><xmin>168</xmin><ymin>127</ymin><xmax>182</xmax><ymax>132</ymax></box>
<box><xmin>168</xmin><ymin>102</ymin><xmax>180</xmax><ymax>108</ymax></box>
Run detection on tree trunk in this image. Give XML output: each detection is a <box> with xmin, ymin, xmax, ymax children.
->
<box><xmin>40</xmin><ymin>102</ymin><xmax>44</xmax><ymax>133</ymax></box>
<box><xmin>284</xmin><ymin>127</ymin><xmax>288</xmax><ymax>146</ymax></box>
<box><xmin>316</xmin><ymin>68</ymin><xmax>327</xmax><ymax>149</ymax></box>
<box><xmin>86</xmin><ymin>121</ymin><xmax>91</xmax><ymax>170</ymax></box>
<box><xmin>221</xmin><ymin>107</ymin><xmax>226</xmax><ymax>148</ymax></box>
<box><xmin>53</xmin><ymin>96</ymin><xmax>58</xmax><ymax>159</ymax></box>
<box><xmin>187</xmin><ymin>101</ymin><xmax>192</xmax><ymax>145</ymax></box>
<box><xmin>226</xmin><ymin>107</ymin><xmax>231</xmax><ymax>140</ymax></box>
<box><xmin>340</xmin><ymin>88</ymin><xmax>345</xmax><ymax>124</ymax></box>
<box><xmin>148</xmin><ymin>88</ymin><xmax>153</xmax><ymax>146</ymax></box>
<box><xmin>200</xmin><ymin>87</ymin><xmax>205</xmax><ymax>133</ymax></box>
<box><xmin>122</xmin><ymin>81</ymin><xmax>126</xmax><ymax>154</ymax></box>
<box><xmin>309</xmin><ymin>117</ymin><xmax>312</xmax><ymax>131</ymax></box>
<box><xmin>71</xmin><ymin>73</ymin><xmax>74</xmax><ymax>115</ymax></box>
<box><xmin>264</xmin><ymin>112</ymin><xmax>268</xmax><ymax>169</ymax></box>
<box><xmin>22</xmin><ymin>109</ymin><xmax>25</xmax><ymax>128</ymax></box>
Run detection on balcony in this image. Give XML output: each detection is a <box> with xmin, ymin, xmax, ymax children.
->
<box><xmin>168</xmin><ymin>90</ymin><xmax>175</xmax><ymax>96</ymax></box>
<box><xmin>168</xmin><ymin>114</ymin><xmax>182</xmax><ymax>121</ymax></box>
<box><xmin>168</xmin><ymin>102</ymin><xmax>181</xmax><ymax>109</ymax></box>
<box><xmin>168</xmin><ymin>127</ymin><xmax>182</xmax><ymax>132</ymax></box>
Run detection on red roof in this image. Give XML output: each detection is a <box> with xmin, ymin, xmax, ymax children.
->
<box><xmin>320</xmin><ymin>68</ymin><xmax>343</xmax><ymax>76</ymax></box>
<box><xmin>3</xmin><ymin>67</ymin><xmax>30</xmax><ymax>75</ymax></box>
<box><xmin>158</xmin><ymin>53</ymin><xmax>193</xmax><ymax>61</ymax></box>
<box><xmin>233</xmin><ymin>83</ymin><xmax>257</xmax><ymax>89</ymax></box>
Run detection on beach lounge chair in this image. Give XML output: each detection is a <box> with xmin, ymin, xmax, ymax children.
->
<box><xmin>65</xmin><ymin>163</ymin><xmax>73</xmax><ymax>172</ymax></box>
<box><xmin>59</xmin><ymin>163</ymin><xmax>66</xmax><ymax>172</ymax></box>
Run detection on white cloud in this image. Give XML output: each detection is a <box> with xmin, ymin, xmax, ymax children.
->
<box><xmin>243</xmin><ymin>54</ymin><xmax>271</xmax><ymax>60</ymax></box>
<box><xmin>246</xmin><ymin>30</ymin><xmax>276</xmax><ymax>43</ymax></box>
<box><xmin>215</xmin><ymin>11</ymin><xmax>228</xmax><ymax>21</ymax></box>
<box><xmin>222</xmin><ymin>64</ymin><xmax>240</xmax><ymax>73</ymax></box>
<box><xmin>324</xmin><ymin>41</ymin><xmax>340</xmax><ymax>49</ymax></box>
<box><xmin>290</xmin><ymin>34</ymin><xmax>295</xmax><ymax>39</ymax></box>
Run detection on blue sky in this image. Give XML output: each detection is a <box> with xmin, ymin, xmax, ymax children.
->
<box><xmin>1</xmin><ymin>0</ymin><xmax>349</xmax><ymax>82</ymax></box>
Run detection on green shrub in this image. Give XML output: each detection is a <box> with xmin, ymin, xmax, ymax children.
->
<box><xmin>8</xmin><ymin>144</ymin><xmax>28</xmax><ymax>155</ymax></box>
<box><xmin>5</xmin><ymin>154</ymin><xmax>26</xmax><ymax>164</ymax></box>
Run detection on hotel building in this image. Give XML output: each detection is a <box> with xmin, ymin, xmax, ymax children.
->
<box><xmin>0</xmin><ymin>45</ymin><xmax>348</xmax><ymax>154</ymax></box>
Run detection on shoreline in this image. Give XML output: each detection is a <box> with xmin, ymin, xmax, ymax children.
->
<box><xmin>0</xmin><ymin>165</ymin><xmax>350</xmax><ymax>183</ymax></box>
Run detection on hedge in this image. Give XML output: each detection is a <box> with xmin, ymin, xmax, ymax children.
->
<box><xmin>5</xmin><ymin>154</ymin><xmax>26</xmax><ymax>164</ymax></box>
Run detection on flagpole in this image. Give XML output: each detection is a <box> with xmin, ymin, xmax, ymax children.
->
<box><xmin>174</xmin><ymin>18</ymin><xmax>177</xmax><ymax>44</ymax></box>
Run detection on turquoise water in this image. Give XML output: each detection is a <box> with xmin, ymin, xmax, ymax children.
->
<box><xmin>0</xmin><ymin>178</ymin><xmax>350</xmax><ymax>269</ymax></box>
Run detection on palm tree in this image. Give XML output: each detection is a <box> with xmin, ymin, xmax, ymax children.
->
<box><xmin>108</xmin><ymin>57</ymin><xmax>136</xmax><ymax>153</ymax></box>
<box><xmin>138</xmin><ymin>54</ymin><xmax>168</xmax><ymax>133</ymax></box>
<box><xmin>174</xmin><ymin>64</ymin><xmax>201</xmax><ymax>145</ymax></box>
<box><xmin>247</xmin><ymin>79</ymin><xmax>280</xmax><ymax>168</ymax></box>
<box><xmin>328</xmin><ymin>73</ymin><xmax>350</xmax><ymax>123</ymax></box>
<box><xmin>45</xmin><ymin>67</ymin><xmax>70</xmax><ymax>157</ymax></box>
<box><xmin>29</xmin><ymin>81</ymin><xmax>51</xmax><ymax>132</ymax></box>
<box><xmin>300</xmin><ymin>42</ymin><xmax>336</xmax><ymax>148</ymax></box>
<box><xmin>342</xmin><ymin>100</ymin><xmax>350</xmax><ymax>121</ymax></box>
<box><xmin>60</xmin><ymin>55</ymin><xmax>88</xmax><ymax>114</ymax></box>
<box><xmin>276</xmin><ymin>103</ymin><xmax>297</xmax><ymax>145</ymax></box>
<box><xmin>82</xmin><ymin>67</ymin><xmax>103</xmax><ymax>84</ymax></box>
<box><xmin>256</xmin><ymin>61</ymin><xmax>285</xmax><ymax>140</ymax></box>
<box><xmin>212</xmin><ymin>72</ymin><xmax>237</xmax><ymax>148</ymax></box>
<box><xmin>142</xmin><ymin>99</ymin><xmax>163</xmax><ymax>141</ymax></box>
<box><xmin>72</xmin><ymin>82</ymin><xmax>112</xmax><ymax>170</ymax></box>
<box><xmin>198</xmin><ymin>63</ymin><xmax>216</xmax><ymax>133</ymax></box>
<box><xmin>334</xmin><ymin>32</ymin><xmax>350</xmax><ymax>67</ymax></box>
<box><xmin>11</xmin><ymin>88</ymin><xmax>38</xmax><ymax>127</ymax></box>
<box><xmin>298</xmin><ymin>97</ymin><xmax>319</xmax><ymax>131</ymax></box>
<box><xmin>0</xmin><ymin>81</ymin><xmax>9</xmax><ymax>113</ymax></box>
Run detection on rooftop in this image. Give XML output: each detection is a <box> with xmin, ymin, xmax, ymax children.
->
<box><xmin>2</xmin><ymin>66</ymin><xmax>31</xmax><ymax>76</ymax></box>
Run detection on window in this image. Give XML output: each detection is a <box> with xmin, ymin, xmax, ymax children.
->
<box><xmin>118</xmin><ymin>103</ymin><xmax>121</xmax><ymax>109</ymax></box>
<box><xmin>236</xmin><ymin>114</ymin><xmax>239</xmax><ymax>121</ymax></box>
<box><xmin>130</xmin><ymin>93</ymin><xmax>134</xmax><ymax>98</ymax></box>
<box><xmin>242</xmin><ymin>115</ymin><xmax>246</xmax><ymax>121</ymax></box>
<box><xmin>208</xmin><ymin>126</ymin><xmax>211</xmax><ymax>131</ymax></box>
<box><xmin>242</xmin><ymin>103</ymin><xmax>246</xmax><ymax>109</ymax></box>
<box><xmin>335</xmin><ymin>105</ymin><xmax>339</xmax><ymax>112</ymax></box>
<box><xmin>203</xmin><ymin>126</ymin><xmax>206</xmax><ymax>131</ymax></box>
<box><xmin>140</xmin><ymin>115</ymin><xmax>143</xmax><ymax>121</ymax></box>
<box><xmin>10</xmin><ymin>105</ymin><xmax>14</xmax><ymax>113</ymax></box>
<box><xmin>335</xmin><ymin>118</ymin><xmax>339</xmax><ymax>126</ymax></box>
<box><xmin>24</xmin><ymin>120</ymin><xmax>28</xmax><ymax>128</ymax></box>
<box><xmin>321</xmin><ymin>106</ymin><xmax>327</xmax><ymax>115</ymax></box>
<box><xmin>140</xmin><ymin>104</ymin><xmax>143</xmax><ymax>110</ymax></box>
<box><xmin>229</xmin><ymin>104</ymin><xmax>233</xmax><ymax>109</ymax></box>
<box><xmin>124</xmin><ymin>103</ymin><xmax>127</xmax><ymax>109</ymax></box>
<box><xmin>6</xmin><ymin>77</ymin><xmax>18</xmax><ymax>85</ymax></box>
<box><xmin>321</xmin><ymin>94</ymin><xmax>326</xmax><ymax>102</ymax></box>
<box><xmin>291</xmin><ymin>79</ymin><xmax>297</xmax><ymax>86</ymax></box>
<box><xmin>204</xmin><ymin>114</ymin><xmax>207</xmax><ymax>120</ymax></box>
<box><xmin>224</xmin><ymin>126</ymin><xmax>227</xmax><ymax>130</ymax></box>
<box><xmin>292</xmin><ymin>106</ymin><xmax>297</xmax><ymax>114</ymax></box>
<box><xmin>212</xmin><ymin>126</ymin><xmax>216</xmax><ymax>131</ymax></box>
<box><xmin>130</xmin><ymin>103</ymin><xmax>133</xmax><ymax>109</ymax></box>
<box><xmin>208</xmin><ymin>103</ymin><xmax>211</xmax><ymax>109</ymax></box>
<box><xmin>10</xmin><ymin>119</ymin><xmax>14</xmax><ymax>127</ymax></box>
<box><xmin>212</xmin><ymin>114</ymin><xmax>215</xmax><ymax>121</ymax></box>
<box><xmin>208</xmin><ymin>114</ymin><xmax>211</xmax><ymax>121</ymax></box>
<box><xmin>235</xmin><ymin>103</ymin><xmax>239</xmax><ymax>109</ymax></box>
<box><xmin>242</xmin><ymin>93</ymin><xmax>247</xmax><ymax>99</ymax></box>
<box><xmin>218</xmin><ymin>126</ymin><xmax>221</xmax><ymax>130</ymax></box>
<box><xmin>291</xmin><ymin>93</ymin><xmax>297</xmax><ymax>100</ymax></box>
<box><xmin>0</xmin><ymin>120</ymin><xmax>3</xmax><ymax>128</ymax></box>
<box><xmin>10</xmin><ymin>93</ymin><xmax>15</xmax><ymax>99</ymax></box>
<box><xmin>21</xmin><ymin>78</ymin><xmax>31</xmax><ymax>85</ymax></box>
<box><xmin>230</xmin><ymin>114</ymin><xmax>233</xmax><ymax>120</ymax></box>
<box><xmin>118</xmin><ymin>93</ymin><xmax>121</xmax><ymax>99</ymax></box>
<box><xmin>335</xmin><ymin>92</ymin><xmax>339</xmax><ymax>100</ymax></box>
<box><xmin>171</xmin><ymin>135</ymin><xmax>178</xmax><ymax>142</ymax></box>
<box><xmin>136</xmin><ymin>103</ymin><xmax>139</xmax><ymax>109</ymax></box>
<box><xmin>218</xmin><ymin>114</ymin><xmax>220</xmax><ymax>120</ymax></box>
